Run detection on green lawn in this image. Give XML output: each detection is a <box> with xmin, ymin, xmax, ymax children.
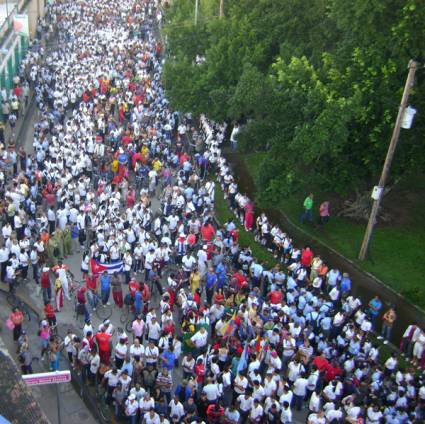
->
<box><xmin>243</xmin><ymin>153</ymin><xmax>425</xmax><ymax>309</ymax></box>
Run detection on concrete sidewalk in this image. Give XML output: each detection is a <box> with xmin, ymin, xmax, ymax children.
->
<box><xmin>0</xmin><ymin>290</ymin><xmax>97</xmax><ymax>424</ymax></box>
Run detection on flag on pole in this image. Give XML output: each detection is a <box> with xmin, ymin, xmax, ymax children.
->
<box><xmin>237</xmin><ymin>341</ymin><xmax>249</xmax><ymax>373</ymax></box>
<box><xmin>90</xmin><ymin>259</ymin><xmax>123</xmax><ymax>275</ymax></box>
<box><xmin>219</xmin><ymin>311</ymin><xmax>237</xmax><ymax>337</ymax></box>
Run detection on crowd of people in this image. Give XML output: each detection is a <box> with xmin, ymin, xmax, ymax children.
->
<box><xmin>1</xmin><ymin>0</ymin><xmax>425</xmax><ymax>423</ymax></box>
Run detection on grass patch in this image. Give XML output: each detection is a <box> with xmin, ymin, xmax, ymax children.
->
<box><xmin>214</xmin><ymin>183</ymin><xmax>276</xmax><ymax>268</ymax></box>
<box><xmin>242</xmin><ymin>153</ymin><xmax>425</xmax><ymax>309</ymax></box>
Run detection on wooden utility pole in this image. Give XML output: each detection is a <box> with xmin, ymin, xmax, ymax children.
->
<box><xmin>219</xmin><ymin>0</ymin><xmax>224</xmax><ymax>18</ymax></box>
<box><xmin>194</xmin><ymin>0</ymin><xmax>199</xmax><ymax>25</ymax></box>
<box><xmin>358</xmin><ymin>59</ymin><xmax>418</xmax><ymax>260</ymax></box>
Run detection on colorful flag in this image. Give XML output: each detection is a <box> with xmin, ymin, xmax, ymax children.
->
<box><xmin>90</xmin><ymin>258</ymin><xmax>123</xmax><ymax>275</ymax></box>
<box><xmin>219</xmin><ymin>311</ymin><xmax>237</xmax><ymax>337</ymax></box>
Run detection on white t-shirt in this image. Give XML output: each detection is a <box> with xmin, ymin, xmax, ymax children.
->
<box><xmin>130</xmin><ymin>344</ymin><xmax>145</xmax><ymax>358</ymax></box>
<box><xmin>238</xmin><ymin>395</ymin><xmax>253</xmax><ymax>412</ymax></box>
<box><xmin>250</xmin><ymin>404</ymin><xmax>263</xmax><ymax>420</ymax></box>
<box><xmin>203</xmin><ymin>383</ymin><xmax>221</xmax><ymax>401</ymax></box>
<box><xmin>191</xmin><ymin>330</ymin><xmax>207</xmax><ymax>348</ymax></box>
<box><xmin>115</xmin><ymin>343</ymin><xmax>128</xmax><ymax>359</ymax></box>
<box><xmin>293</xmin><ymin>378</ymin><xmax>308</xmax><ymax>396</ymax></box>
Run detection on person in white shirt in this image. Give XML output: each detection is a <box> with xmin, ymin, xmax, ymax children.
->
<box><xmin>124</xmin><ymin>394</ymin><xmax>139</xmax><ymax>422</ymax></box>
<box><xmin>168</xmin><ymin>397</ymin><xmax>185</xmax><ymax>420</ymax></box>
<box><xmin>249</xmin><ymin>398</ymin><xmax>263</xmax><ymax>422</ymax></box>
<box><xmin>366</xmin><ymin>405</ymin><xmax>383</xmax><ymax>424</ymax></box>
<box><xmin>144</xmin><ymin>340</ymin><xmax>159</xmax><ymax>366</ymax></box>
<box><xmin>203</xmin><ymin>377</ymin><xmax>221</xmax><ymax>402</ymax></box>
<box><xmin>292</xmin><ymin>374</ymin><xmax>308</xmax><ymax>411</ymax></box>
<box><xmin>190</xmin><ymin>326</ymin><xmax>208</xmax><ymax>353</ymax></box>
<box><xmin>280</xmin><ymin>401</ymin><xmax>292</xmax><ymax>424</ymax></box>
<box><xmin>307</xmin><ymin>411</ymin><xmax>326</xmax><ymax>424</ymax></box>
<box><xmin>234</xmin><ymin>372</ymin><xmax>249</xmax><ymax>397</ymax></box>
<box><xmin>130</xmin><ymin>338</ymin><xmax>145</xmax><ymax>359</ymax></box>
<box><xmin>114</xmin><ymin>338</ymin><xmax>128</xmax><ymax>369</ymax></box>
<box><xmin>263</xmin><ymin>372</ymin><xmax>277</xmax><ymax>397</ymax></box>
<box><xmin>252</xmin><ymin>380</ymin><xmax>265</xmax><ymax>402</ymax></box>
<box><xmin>104</xmin><ymin>368</ymin><xmax>119</xmax><ymax>404</ymax></box>
<box><xmin>384</xmin><ymin>352</ymin><xmax>398</xmax><ymax>376</ymax></box>
<box><xmin>139</xmin><ymin>393</ymin><xmax>155</xmax><ymax>415</ymax></box>
<box><xmin>89</xmin><ymin>350</ymin><xmax>100</xmax><ymax>383</ymax></box>
<box><xmin>147</xmin><ymin>316</ymin><xmax>161</xmax><ymax>342</ymax></box>
<box><xmin>237</xmin><ymin>393</ymin><xmax>253</xmax><ymax>421</ymax></box>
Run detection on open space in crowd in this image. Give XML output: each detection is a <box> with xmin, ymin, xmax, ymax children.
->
<box><xmin>0</xmin><ymin>0</ymin><xmax>425</xmax><ymax>423</ymax></box>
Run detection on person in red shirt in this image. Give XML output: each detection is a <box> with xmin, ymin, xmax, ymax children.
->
<box><xmin>201</xmin><ymin>220</ymin><xmax>216</xmax><ymax>242</ymax></box>
<box><xmin>268</xmin><ymin>289</ymin><xmax>283</xmax><ymax>305</ymax></box>
<box><xmin>301</xmin><ymin>246</ymin><xmax>314</xmax><ymax>268</ymax></box>
<box><xmin>95</xmin><ymin>331</ymin><xmax>112</xmax><ymax>364</ymax></box>
<box><xmin>82</xmin><ymin>330</ymin><xmax>95</xmax><ymax>351</ymax></box>
<box><xmin>324</xmin><ymin>361</ymin><xmax>343</xmax><ymax>383</ymax></box>
<box><xmin>44</xmin><ymin>301</ymin><xmax>57</xmax><ymax>327</ymax></box>
<box><xmin>206</xmin><ymin>402</ymin><xmax>225</xmax><ymax>423</ymax></box>
<box><xmin>77</xmin><ymin>286</ymin><xmax>90</xmax><ymax>321</ymax></box>
<box><xmin>195</xmin><ymin>358</ymin><xmax>205</xmax><ymax>385</ymax></box>
<box><xmin>312</xmin><ymin>352</ymin><xmax>330</xmax><ymax>373</ymax></box>
<box><xmin>40</xmin><ymin>267</ymin><xmax>52</xmax><ymax>303</ymax></box>
<box><xmin>13</xmin><ymin>85</ymin><xmax>23</xmax><ymax>97</ymax></box>
<box><xmin>85</xmin><ymin>273</ymin><xmax>98</xmax><ymax>291</ymax></box>
<box><xmin>231</xmin><ymin>270</ymin><xmax>247</xmax><ymax>289</ymax></box>
<box><xmin>128</xmin><ymin>277</ymin><xmax>140</xmax><ymax>298</ymax></box>
<box><xmin>85</xmin><ymin>273</ymin><xmax>99</xmax><ymax>311</ymax></box>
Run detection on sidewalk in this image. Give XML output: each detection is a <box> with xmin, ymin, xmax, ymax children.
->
<box><xmin>0</xmin><ymin>289</ymin><xmax>97</xmax><ymax>424</ymax></box>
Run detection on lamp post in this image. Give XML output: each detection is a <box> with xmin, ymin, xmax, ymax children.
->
<box><xmin>358</xmin><ymin>60</ymin><xmax>418</xmax><ymax>260</ymax></box>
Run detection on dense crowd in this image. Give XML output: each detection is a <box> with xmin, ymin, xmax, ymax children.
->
<box><xmin>1</xmin><ymin>0</ymin><xmax>425</xmax><ymax>423</ymax></box>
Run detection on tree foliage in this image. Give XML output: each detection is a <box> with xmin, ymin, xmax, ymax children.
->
<box><xmin>162</xmin><ymin>0</ymin><xmax>425</xmax><ymax>197</ymax></box>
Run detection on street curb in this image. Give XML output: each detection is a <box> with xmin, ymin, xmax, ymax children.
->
<box><xmin>0</xmin><ymin>283</ymin><xmax>43</xmax><ymax>319</ymax></box>
<box><xmin>276</xmin><ymin>208</ymin><xmax>425</xmax><ymax>316</ymax></box>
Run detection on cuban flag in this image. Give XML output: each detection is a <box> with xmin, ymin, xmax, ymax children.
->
<box><xmin>90</xmin><ymin>259</ymin><xmax>124</xmax><ymax>275</ymax></box>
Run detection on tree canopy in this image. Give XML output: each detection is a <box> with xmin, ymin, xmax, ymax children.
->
<box><xmin>162</xmin><ymin>0</ymin><xmax>425</xmax><ymax>198</ymax></box>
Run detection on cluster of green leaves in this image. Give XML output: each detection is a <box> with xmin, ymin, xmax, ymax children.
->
<box><xmin>162</xmin><ymin>0</ymin><xmax>425</xmax><ymax>197</ymax></box>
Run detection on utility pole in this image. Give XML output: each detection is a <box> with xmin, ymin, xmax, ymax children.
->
<box><xmin>358</xmin><ymin>59</ymin><xmax>418</xmax><ymax>261</ymax></box>
<box><xmin>219</xmin><ymin>0</ymin><xmax>224</xmax><ymax>18</ymax></box>
<box><xmin>194</xmin><ymin>0</ymin><xmax>199</xmax><ymax>25</ymax></box>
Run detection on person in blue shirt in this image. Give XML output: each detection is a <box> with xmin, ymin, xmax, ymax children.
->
<box><xmin>100</xmin><ymin>271</ymin><xmax>111</xmax><ymax>305</ymax></box>
<box><xmin>161</xmin><ymin>345</ymin><xmax>176</xmax><ymax>372</ymax></box>
<box><xmin>70</xmin><ymin>223</ymin><xmax>80</xmax><ymax>253</ymax></box>
<box><xmin>215</xmin><ymin>262</ymin><xmax>227</xmax><ymax>289</ymax></box>
<box><xmin>134</xmin><ymin>290</ymin><xmax>143</xmax><ymax>316</ymax></box>
<box><xmin>368</xmin><ymin>295</ymin><xmax>383</xmax><ymax>328</ymax></box>
<box><xmin>340</xmin><ymin>272</ymin><xmax>352</xmax><ymax>295</ymax></box>
<box><xmin>205</xmin><ymin>268</ymin><xmax>217</xmax><ymax>304</ymax></box>
<box><xmin>120</xmin><ymin>356</ymin><xmax>133</xmax><ymax>377</ymax></box>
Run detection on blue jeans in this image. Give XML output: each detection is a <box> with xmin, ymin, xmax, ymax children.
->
<box><xmin>381</xmin><ymin>323</ymin><xmax>393</xmax><ymax>341</ymax></box>
<box><xmin>292</xmin><ymin>394</ymin><xmax>304</xmax><ymax>411</ymax></box>
<box><xmin>50</xmin><ymin>352</ymin><xmax>60</xmax><ymax>371</ymax></box>
<box><xmin>300</xmin><ymin>208</ymin><xmax>313</xmax><ymax>224</ymax></box>
<box><xmin>101</xmin><ymin>288</ymin><xmax>110</xmax><ymax>305</ymax></box>
<box><xmin>127</xmin><ymin>415</ymin><xmax>137</xmax><ymax>424</ymax></box>
<box><xmin>82</xmin><ymin>304</ymin><xmax>90</xmax><ymax>322</ymax></box>
<box><xmin>88</xmin><ymin>291</ymin><xmax>99</xmax><ymax>310</ymax></box>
